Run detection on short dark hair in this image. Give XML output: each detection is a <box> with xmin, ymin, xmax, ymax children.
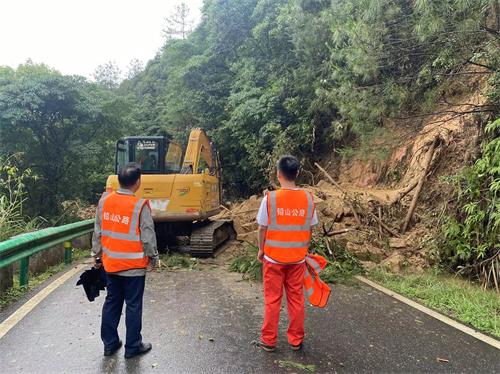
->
<box><xmin>118</xmin><ymin>162</ymin><xmax>141</xmax><ymax>188</ymax></box>
<box><xmin>277</xmin><ymin>155</ymin><xmax>300</xmax><ymax>181</ymax></box>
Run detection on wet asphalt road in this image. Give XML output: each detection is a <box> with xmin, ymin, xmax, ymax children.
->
<box><xmin>0</xmin><ymin>260</ymin><xmax>499</xmax><ymax>373</ymax></box>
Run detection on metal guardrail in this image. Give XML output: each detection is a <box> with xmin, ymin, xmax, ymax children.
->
<box><xmin>0</xmin><ymin>219</ymin><xmax>94</xmax><ymax>286</ymax></box>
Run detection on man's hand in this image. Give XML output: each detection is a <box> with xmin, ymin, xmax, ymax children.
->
<box><xmin>257</xmin><ymin>249</ymin><xmax>264</xmax><ymax>263</ymax></box>
<box><xmin>92</xmin><ymin>256</ymin><xmax>102</xmax><ymax>269</ymax></box>
<box><xmin>146</xmin><ymin>257</ymin><xmax>159</xmax><ymax>272</ymax></box>
<box><xmin>257</xmin><ymin>225</ymin><xmax>267</xmax><ymax>263</ymax></box>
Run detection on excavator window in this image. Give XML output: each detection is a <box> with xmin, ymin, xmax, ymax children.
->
<box><xmin>135</xmin><ymin>140</ymin><xmax>160</xmax><ymax>173</ymax></box>
<box><xmin>165</xmin><ymin>143</ymin><xmax>182</xmax><ymax>173</ymax></box>
<box><xmin>116</xmin><ymin>140</ymin><xmax>127</xmax><ymax>173</ymax></box>
<box><xmin>115</xmin><ymin>137</ymin><xmax>182</xmax><ymax>175</ymax></box>
<box><xmin>197</xmin><ymin>156</ymin><xmax>209</xmax><ymax>174</ymax></box>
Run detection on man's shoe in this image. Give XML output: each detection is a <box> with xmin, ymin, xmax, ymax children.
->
<box><xmin>124</xmin><ymin>342</ymin><xmax>152</xmax><ymax>359</ymax></box>
<box><xmin>252</xmin><ymin>340</ymin><xmax>276</xmax><ymax>352</ymax></box>
<box><xmin>104</xmin><ymin>340</ymin><xmax>122</xmax><ymax>356</ymax></box>
<box><xmin>290</xmin><ymin>342</ymin><xmax>303</xmax><ymax>351</ymax></box>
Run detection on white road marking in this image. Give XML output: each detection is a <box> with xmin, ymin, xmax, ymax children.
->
<box><xmin>355</xmin><ymin>275</ymin><xmax>500</xmax><ymax>350</ymax></box>
<box><xmin>0</xmin><ymin>263</ymin><xmax>87</xmax><ymax>340</ymax></box>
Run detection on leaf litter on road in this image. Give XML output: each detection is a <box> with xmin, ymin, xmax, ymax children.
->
<box><xmin>278</xmin><ymin>360</ymin><xmax>316</xmax><ymax>372</ymax></box>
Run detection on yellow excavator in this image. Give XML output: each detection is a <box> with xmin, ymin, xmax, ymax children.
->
<box><xmin>105</xmin><ymin>128</ymin><xmax>235</xmax><ymax>256</ymax></box>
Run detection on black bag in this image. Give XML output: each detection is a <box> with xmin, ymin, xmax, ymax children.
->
<box><xmin>76</xmin><ymin>265</ymin><xmax>107</xmax><ymax>302</ymax></box>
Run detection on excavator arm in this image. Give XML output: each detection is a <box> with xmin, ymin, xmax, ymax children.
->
<box><xmin>181</xmin><ymin>128</ymin><xmax>217</xmax><ymax>175</ymax></box>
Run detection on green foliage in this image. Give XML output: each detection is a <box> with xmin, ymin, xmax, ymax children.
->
<box><xmin>0</xmin><ymin>155</ymin><xmax>42</xmax><ymax>241</ymax></box>
<box><xmin>278</xmin><ymin>360</ymin><xmax>316</xmax><ymax>372</ymax></box>
<box><xmin>0</xmin><ymin>62</ymin><xmax>130</xmax><ymax>218</ymax></box>
<box><xmin>370</xmin><ymin>269</ymin><xmax>500</xmax><ymax>337</ymax></box>
<box><xmin>229</xmin><ymin>245</ymin><xmax>263</xmax><ymax>281</ymax></box>
<box><xmin>310</xmin><ymin>236</ymin><xmax>364</xmax><ymax>283</ymax></box>
<box><xmin>440</xmin><ymin>118</ymin><xmax>500</xmax><ymax>286</ymax></box>
<box><xmin>159</xmin><ymin>253</ymin><xmax>198</xmax><ymax>270</ymax></box>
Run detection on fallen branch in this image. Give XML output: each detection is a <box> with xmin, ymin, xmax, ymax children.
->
<box><xmin>325</xmin><ymin>239</ymin><xmax>333</xmax><ymax>256</ymax></box>
<box><xmin>314</xmin><ymin>162</ymin><xmax>346</xmax><ymax>193</ymax></box>
<box><xmin>325</xmin><ymin>228</ymin><xmax>353</xmax><ymax>237</ymax></box>
<box><xmin>388</xmin><ymin>180</ymin><xmax>418</xmax><ymax>206</ymax></box>
<box><xmin>322</xmin><ymin>221</ymin><xmax>335</xmax><ymax>236</ymax></box>
<box><xmin>378</xmin><ymin>206</ymin><xmax>383</xmax><ymax>239</ymax></box>
<box><xmin>220</xmin><ymin>205</ymin><xmax>233</xmax><ymax>214</ymax></box>
<box><xmin>368</xmin><ymin>212</ymin><xmax>400</xmax><ymax>237</ymax></box>
<box><xmin>233</xmin><ymin>208</ymin><xmax>260</xmax><ymax>215</ymax></box>
<box><xmin>401</xmin><ymin>136</ymin><xmax>439</xmax><ymax>234</ymax></box>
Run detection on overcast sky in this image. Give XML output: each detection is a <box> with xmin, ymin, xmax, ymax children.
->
<box><xmin>0</xmin><ymin>0</ymin><xmax>204</xmax><ymax>78</ymax></box>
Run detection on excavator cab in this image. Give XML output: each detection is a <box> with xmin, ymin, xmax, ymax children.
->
<box><xmin>106</xmin><ymin>129</ymin><xmax>234</xmax><ymax>256</ymax></box>
<box><xmin>115</xmin><ymin>136</ymin><xmax>183</xmax><ymax>175</ymax></box>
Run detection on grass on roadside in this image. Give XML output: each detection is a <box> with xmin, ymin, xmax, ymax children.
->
<box><xmin>159</xmin><ymin>253</ymin><xmax>198</xmax><ymax>271</ymax></box>
<box><xmin>0</xmin><ymin>248</ymin><xmax>89</xmax><ymax>310</ymax></box>
<box><xmin>310</xmin><ymin>237</ymin><xmax>364</xmax><ymax>284</ymax></box>
<box><xmin>229</xmin><ymin>245</ymin><xmax>262</xmax><ymax>281</ymax></box>
<box><xmin>229</xmin><ymin>237</ymin><xmax>364</xmax><ymax>284</ymax></box>
<box><xmin>369</xmin><ymin>269</ymin><xmax>500</xmax><ymax>338</ymax></box>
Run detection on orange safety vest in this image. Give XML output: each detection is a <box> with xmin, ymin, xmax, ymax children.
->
<box><xmin>264</xmin><ymin>189</ymin><xmax>315</xmax><ymax>264</ymax></box>
<box><xmin>304</xmin><ymin>254</ymin><xmax>331</xmax><ymax>308</ymax></box>
<box><xmin>99</xmin><ymin>191</ymin><xmax>149</xmax><ymax>273</ymax></box>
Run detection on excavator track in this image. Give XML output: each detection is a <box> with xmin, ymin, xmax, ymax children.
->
<box><xmin>189</xmin><ymin>220</ymin><xmax>236</xmax><ymax>257</ymax></box>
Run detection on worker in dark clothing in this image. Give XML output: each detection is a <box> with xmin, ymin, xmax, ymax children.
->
<box><xmin>92</xmin><ymin>162</ymin><xmax>158</xmax><ymax>359</ymax></box>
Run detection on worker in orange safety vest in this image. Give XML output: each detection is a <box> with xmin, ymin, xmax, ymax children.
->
<box><xmin>92</xmin><ymin>162</ymin><xmax>158</xmax><ymax>359</ymax></box>
<box><xmin>253</xmin><ymin>155</ymin><xmax>319</xmax><ymax>352</ymax></box>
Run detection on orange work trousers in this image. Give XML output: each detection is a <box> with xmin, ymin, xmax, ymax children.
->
<box><xmin>261</xmin><ymin>260</ymin><xmax>305</xmax><ymax>347</ymax></box>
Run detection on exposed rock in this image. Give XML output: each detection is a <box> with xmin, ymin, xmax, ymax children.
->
<box><xmin>346</xmin><ymin>242</ymin><xmax>384</xmax><ymax>262</ymax></box>
<box><xmin>407</xmin><ymin>255</ymin><xmax>427</xmax><ymax>272</ymax></box>
<box><xmin>380</xmin><ymin>253</ymin><xmax>405</xmax><ymax>273</ymax></box>
<box><xmin>389</xmin><ymin>238</ymin><xmax>408</xmax><ymax>249</ymax></box>
<box><xmin>360</xmin><ymin>261</ymin><xmax>378</xmax><ymax>272</ymax></box>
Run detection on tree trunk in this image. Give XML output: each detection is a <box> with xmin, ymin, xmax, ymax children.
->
<box><xmin>400</xmin><ymin>137</ymin><xmax>438</xmax><ymax>234</ymax></box>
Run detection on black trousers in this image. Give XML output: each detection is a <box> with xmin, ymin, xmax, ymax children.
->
<box><xmin>101</xmin><ymin>274</ymin><xmax>145</xmax><ymax>353</ymax></box>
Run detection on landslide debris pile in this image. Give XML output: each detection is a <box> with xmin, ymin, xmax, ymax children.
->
<box><xmin>215</xmin><ymin>180</ymin><xmax>425</xmax><ymax>273</ymax></box>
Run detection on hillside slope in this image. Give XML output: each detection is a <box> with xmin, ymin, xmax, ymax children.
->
<box><xmin>219</xmin><ymin>71</ymin><xmax>494</xmax><ymax>275</ymax></box>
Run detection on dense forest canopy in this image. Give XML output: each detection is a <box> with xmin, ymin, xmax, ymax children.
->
<box><xmin>1</xmin><ymin>0</ymin><xmax>499</xmax><ymax>216</ymax></box>
<box><xmin>122</xmin><ymin>0</ymin><xmax>499</xmax><ymax>196</ymax></box>
<box><xmin>0</xmin><ymin>63</ymin><xmax>130</xmax><ymax>218</ymax></box>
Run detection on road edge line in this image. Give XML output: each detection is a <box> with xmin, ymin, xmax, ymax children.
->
<box><xmin>0</xmin><ymin>263</ymin><xmax>87</xmax><ymax>340</ymax></box>
<box><xmin>354</xmin><ymin>275</ymin><xmax>500</xmax><ymax>350</ymax></box>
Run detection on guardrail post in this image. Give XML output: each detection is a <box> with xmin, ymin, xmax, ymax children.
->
<box><xmin>64</xmin><ymin>241</ymin><xmax>72</xmax><ymax>264</ymax></box>
<box><xmin>19</xmin><ymin>257</ymin><xmax>30</xmax><ymax>287</ymax></box>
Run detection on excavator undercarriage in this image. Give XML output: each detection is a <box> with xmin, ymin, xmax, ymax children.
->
<box><xmin>154</xmin><ymin>220</ymin><xmax>236</xmax><ymax>257</ymax></box>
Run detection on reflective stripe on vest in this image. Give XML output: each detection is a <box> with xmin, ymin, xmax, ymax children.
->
<box><xmin>306</xmin><ymin>256</ymin><xmax>322</xmax><ymax>274</ymax></box>
<box><xmin>265</xmin><ymin>239</ymin><xmax>310</xmax><ymax>248</ymax></box>
<box><xmin>304</xmin><ymin>268</ymin><xmax>315</xmax><ymax>297</ymax></box>
<box><xmin>102</xmin><ymin>246</ymin><xmax>146</xmax><ymax>259</ymax></box>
